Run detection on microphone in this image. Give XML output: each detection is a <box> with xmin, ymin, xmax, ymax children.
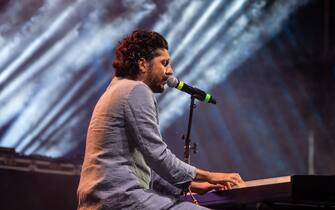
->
<box><xmin>167</xmin><ymin>76</ymin><xmax>216</xmax><ymax>104</ymax></box>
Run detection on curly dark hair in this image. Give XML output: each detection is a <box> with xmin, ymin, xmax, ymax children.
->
<box><xmin>113</xmin><ymin>30</ymin><xmax>168</xmax><ymax>79</ymax></box>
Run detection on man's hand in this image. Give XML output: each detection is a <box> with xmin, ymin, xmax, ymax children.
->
<box><xmin>195</xmin><ymin>168</ymin><xmax>244</xmax><ymax>188</ymax></box>
<box><xmin>189</xmin><ymin>182</ymin><xmax>221</xmax><ymax>195</ymax></box>
<box><xmin>207</xmin><ymin>172</ymin><xmax>243</xmax><ymax>186</ymax></box>
<box><xmin>189</xmin><ymin>181</ymin><xmax>234</xmax><ymax>195</ymax></box>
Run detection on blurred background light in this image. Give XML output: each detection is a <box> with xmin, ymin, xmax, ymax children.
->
<box><xmin>1</xmin><ymin>0</ymin><xmax>334</xmax><ymax>179</ymax></box>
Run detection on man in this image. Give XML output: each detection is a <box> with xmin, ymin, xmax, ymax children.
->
<box><xmin>77</xmin><ymin>30</ymin><xmax>243</xmax><ymax>210</ymax></box>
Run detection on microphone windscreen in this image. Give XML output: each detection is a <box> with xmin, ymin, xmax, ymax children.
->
<box><xmin>167</xmin><ymin>76</ymin><xmax>179</xmax><ymax>88</ymax></box>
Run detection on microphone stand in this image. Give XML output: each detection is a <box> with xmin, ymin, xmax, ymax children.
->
<box><xmin>184</xmin><ymin>96</ymin><xmax>197</xmax><ymax>164</ymax></box>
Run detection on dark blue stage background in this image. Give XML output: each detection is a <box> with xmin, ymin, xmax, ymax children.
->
<box><xmin>0</xmin><ymin>0</ymin><xmax>334</xmax><ymax>181</ymax></box>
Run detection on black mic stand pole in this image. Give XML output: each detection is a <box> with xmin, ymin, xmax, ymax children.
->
<box><xmin>184</xmin><ymin>96</ymin><xmax>197</xmax><ymax>164</ymax></box>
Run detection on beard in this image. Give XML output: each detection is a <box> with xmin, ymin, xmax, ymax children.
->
<box><xmin>148</xmin><ymin>77</ymin><xmax>165</xmax><ymax>93</ymax></box>
<box><xmin>146</xmin><ymin>65</ymin><xmax>167</xmax><ymax>93</ymax></box>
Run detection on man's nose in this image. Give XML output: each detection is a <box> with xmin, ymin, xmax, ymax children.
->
<box><xmin>166</xmin><ymin>66</ymin><xmax>173</xmax><ymax>75</ymax></box>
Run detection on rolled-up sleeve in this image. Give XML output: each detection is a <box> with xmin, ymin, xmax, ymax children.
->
<box><xmin>124</xmin><ymin>83</ymin><xmax>196</xmax><ymax>187</ymax></box>
<box><xmin>150</xmin><ymin>170</ymin><xmax>189</xmax><ymax>197</ymax></box>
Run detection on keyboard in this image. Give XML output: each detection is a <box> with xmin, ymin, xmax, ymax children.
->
<box><xmin>183</xmin><ymin>175</ymin><xmax>335</xmax><ymax>209</ymax></box>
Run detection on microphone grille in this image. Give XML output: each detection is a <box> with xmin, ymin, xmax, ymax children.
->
<box><xmin>167</xmin><ymin>76</ymin><xmax>179</xmax><ymax>88</ymax></box>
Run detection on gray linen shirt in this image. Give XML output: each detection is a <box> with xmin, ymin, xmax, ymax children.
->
<box><xmin>77</xmin><ymin>77</ymin><xmax>203</xmax><ymax>210</ymax></box>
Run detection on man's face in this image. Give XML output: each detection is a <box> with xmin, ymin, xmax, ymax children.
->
<box><xmin>143</xmin><ymin>48</ymin><xmax>173</xmax><ymax>93</ymax></box>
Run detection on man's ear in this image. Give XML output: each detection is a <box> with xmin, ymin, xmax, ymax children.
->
<box><xmin>138</xmin><ymin>58</ymin><xmax>148</xmax><ymax>73</ymax></box>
